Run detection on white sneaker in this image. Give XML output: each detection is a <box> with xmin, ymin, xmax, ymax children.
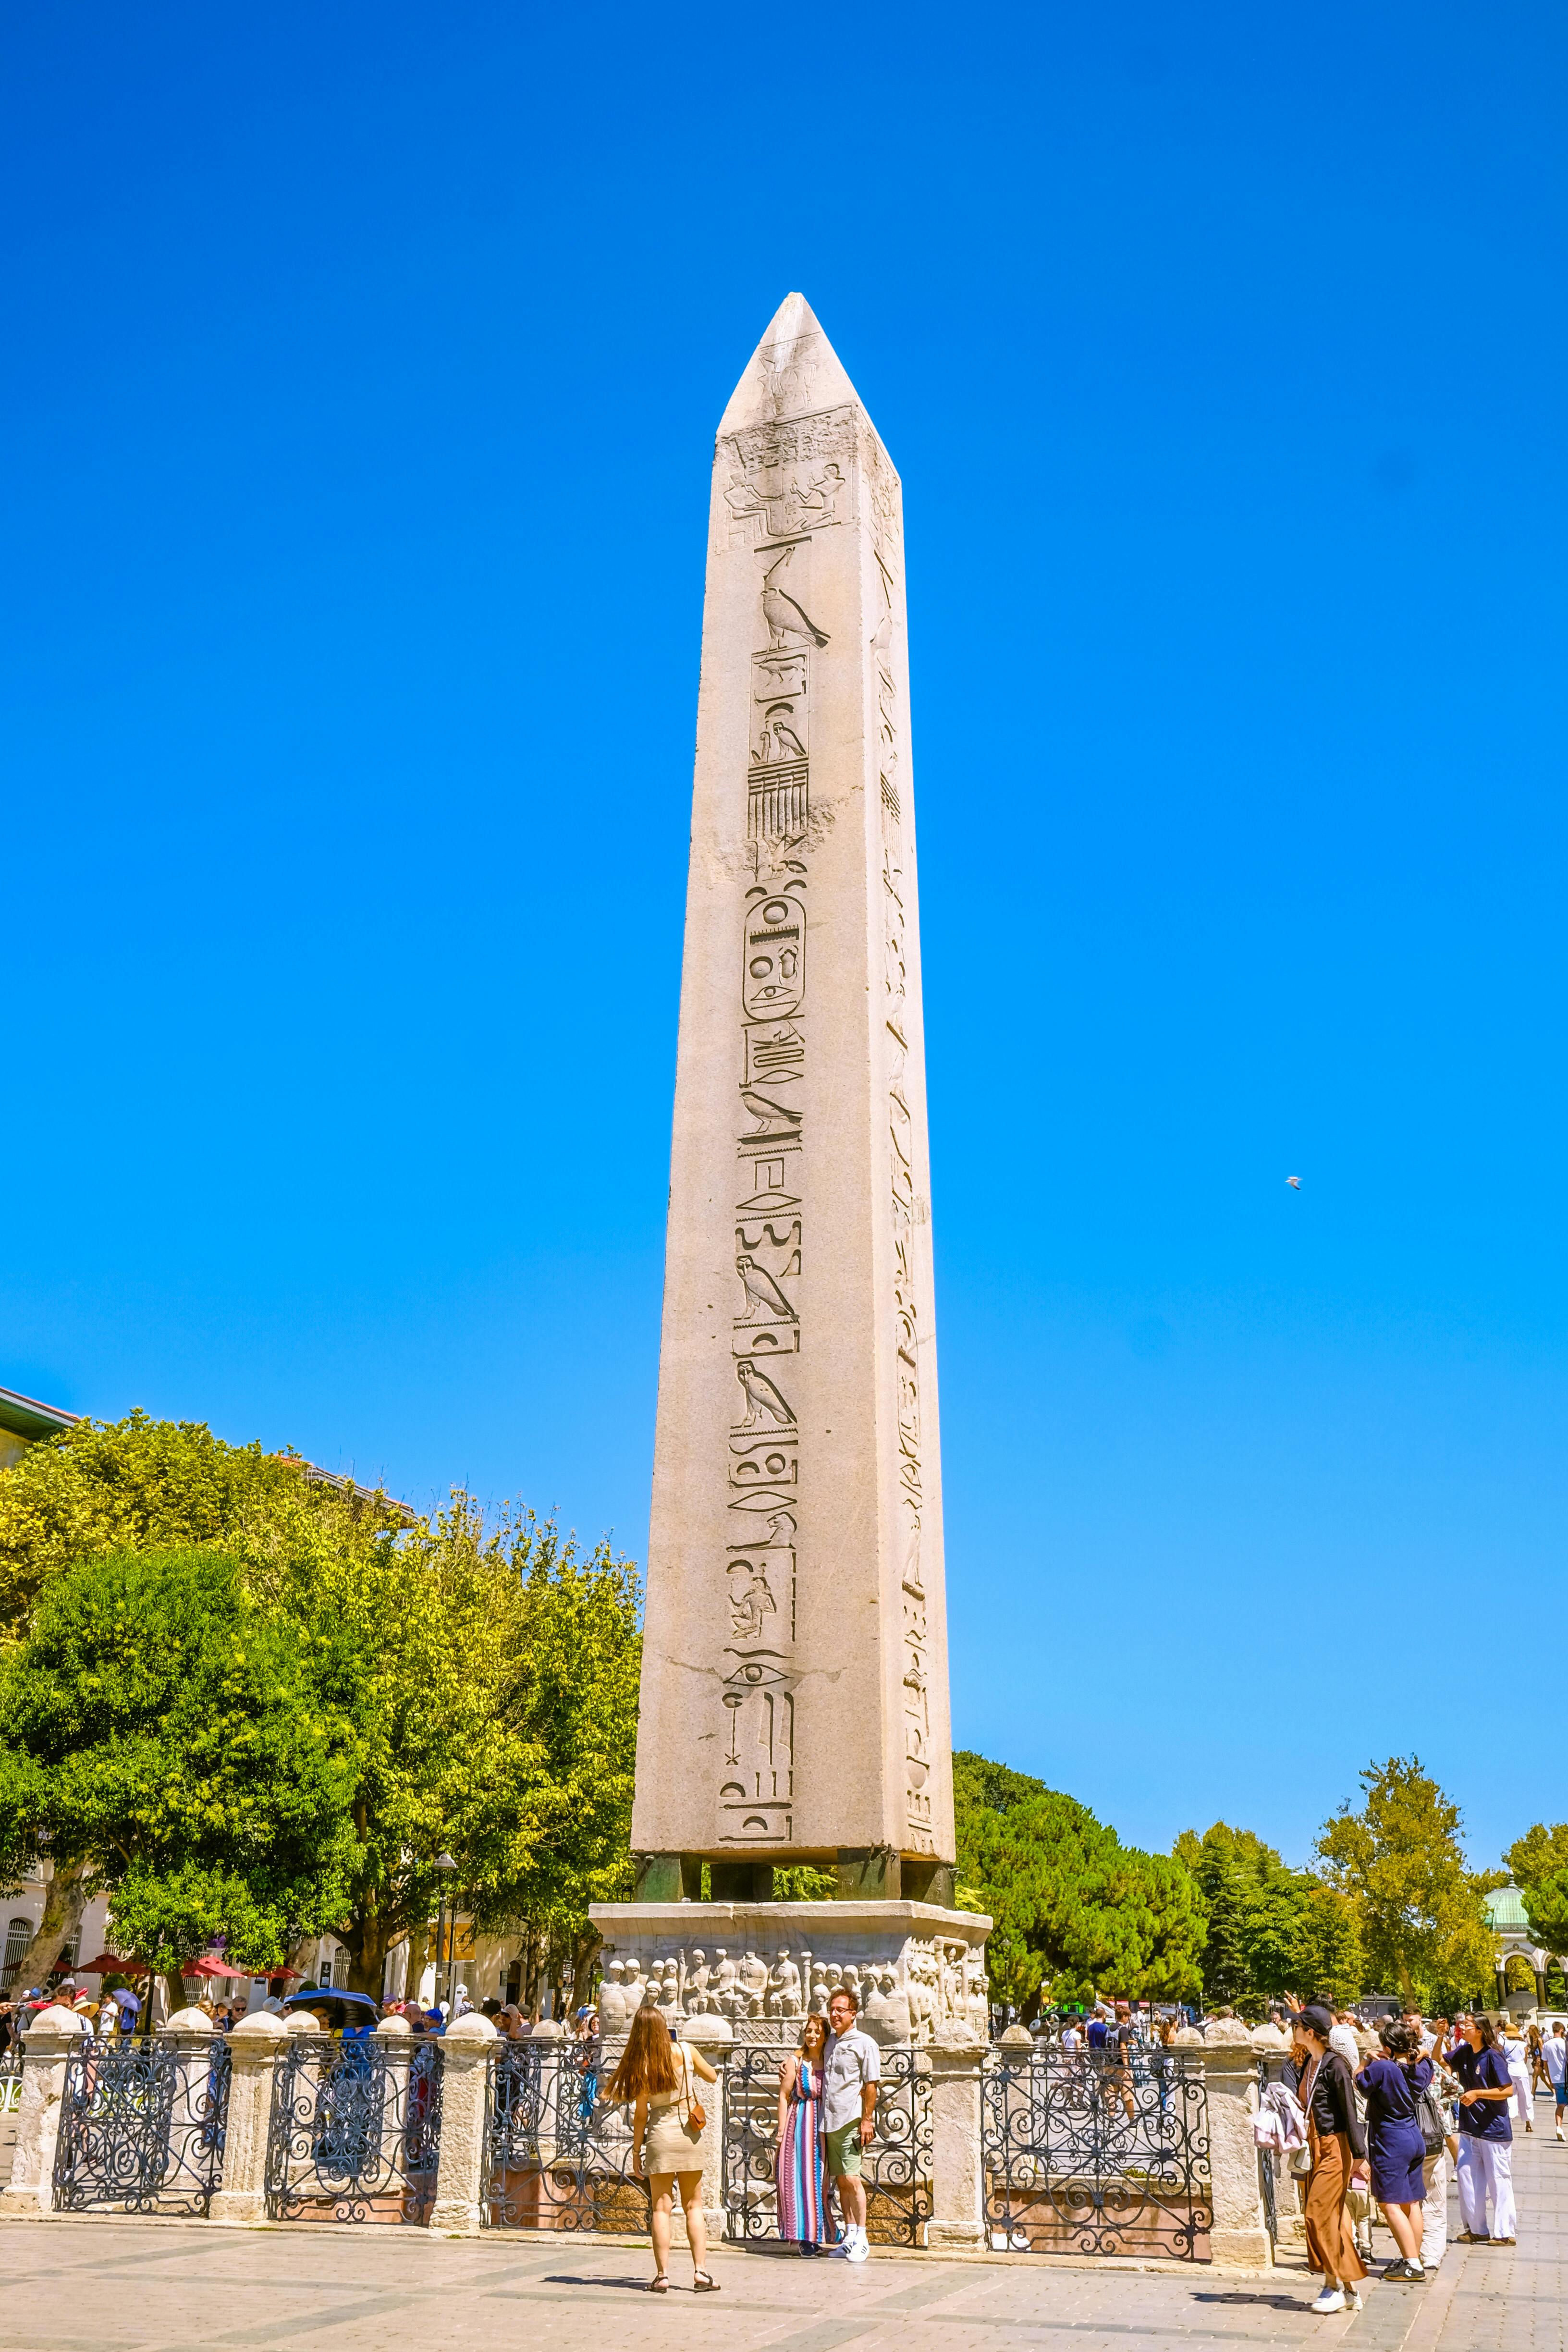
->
<box><xmin>1310</xmin><ymin>2288</ymin><xmax>1345</xmax><ymax>2315</ymax></box>
<box><xmin>845</xmin><ymin>2232</ymin><xmax>869</xmax><ymax>2264</ymax></box>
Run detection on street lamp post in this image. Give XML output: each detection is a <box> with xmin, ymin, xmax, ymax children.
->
<box><xmin>432</xmin><ymin>1853</ymin><xmax>457</xmax><ymax>2017</ymax></box>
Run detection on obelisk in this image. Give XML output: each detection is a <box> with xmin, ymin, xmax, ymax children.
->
<box><xmin>594</xmin><ymin>296</ymin><xmax>986</xmax><ymax>2051</ymax></box>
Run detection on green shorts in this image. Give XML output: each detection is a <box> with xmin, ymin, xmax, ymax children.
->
<box><xmin>824</xmin><ymin>2120</ymin><xmax>865</xmax><ymax>2178</ymax></box>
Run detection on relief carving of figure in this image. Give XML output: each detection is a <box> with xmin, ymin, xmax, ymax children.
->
<box><xmin>597</xmin><ymin>1958</ymin><xmax>630</xmax><ymax>2035</ymax></box>
<box><xmin>794</xmin><ymin>462</ymin><xmax>845</xmax><ymax>531</ymax></box>
<box><xmin>710</xmin><ymin>1949</ymin><xmax>738</xmax><ymax>2015</ymax></box>
<box><xmin>863</xmin><ymin>1966</ymin><xmax>911</xmax><ymax>2048</ymax></box>
<box><xmin>766</xmin><ymin>1949</ymin><xmax>803</xmax><ymax>2018</ymax></box>
<box><xmin>684</xmin><ymin>1948</ymin><xmax>711</xmax><ymax>2014</ymax></box>
<box><xmin>622</xmin><ymin>1957</ymin><xmax>648</xmax><ymax>2010</ymax></box>
<box><xmin>738</xmin><ymin>1949</ymin><xmax>770</xmax><ymax>2016</ymax></box>
<box><xmin>727</xmin><ymin>1558</ymin><xmax>778</xmax><ymax>1643</ymax></box>
<box><xmin>655</xmin><ymin>1959</ymin><xmax>680</xmax><ymax>2011</ymax></box>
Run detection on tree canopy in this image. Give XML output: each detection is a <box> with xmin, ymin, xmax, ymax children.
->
<box><xmin>0</xmin><ymin>1413</ymin><xmax>640</xmax><ymax>2001</ymax></box>
<box><xmin>1317</xmin><ymin>1755</ymin><xmax>1499</xmax><ymax>2009</ymax></box>
<box><xmin>1503</xmin><ymin>1821</ymin><xmax>1568</xmax><ymax>1958</ymax></box>
<box><xmin>955</xmin><ymin>1751</ymin><xmax>1205</xmax><ymax>2011</ymax></box>
<box><xmin>1172</xmin><ymin>1822</ymin><xmax>1364</xmax><ymax>2010</ymax></box>
<box><xmin>0</xmin><ymin>1545</ymin><xmax>361</xmax><ymax>1975</ymax></box>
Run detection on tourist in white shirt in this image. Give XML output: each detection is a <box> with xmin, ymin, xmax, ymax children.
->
<box><xmin>1498</xmin><ymin>2021</ymin><xmax>1533</xmax><ymax>2133</ymax></box>
<box><xmin>822</xmin><ymin>1987</ymin><xmax>881</xmax><ymax>2264</ymax></box>
<box><xmin>1541</xmin><ymin>2022</ymin><xmax>1568</xmax><ymax>2142</ymax></box>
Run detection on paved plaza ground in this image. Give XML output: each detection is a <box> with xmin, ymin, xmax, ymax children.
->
<box><xmin>2</xmin><ymin>2098</ymin><xmax>1564</xmax><ymax>2352</ymax></box>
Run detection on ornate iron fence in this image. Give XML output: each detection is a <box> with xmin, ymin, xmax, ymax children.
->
<box><xmin>0</xmin><ymin>2044</ymin><xmax>22</xmax><ymax>2114</ymax></box>
<box><xmin>51</xmin><ymin>2034</ymin><xmax>231</xmax><ymax>2216</ymax></box>
<box><xmin>980</xmin><ymin>2046</ymin><xmax>1212</xmax><ymax>2259</ymax></box>
<box><xmin>483</xmin><ymin>2038</ymin><xmax>649</xmax><ymax>2232</ymax></box>
<box><xmin>264</xmin><ymin>2034</ymin><xmax>442</xmax><ymax>2224</ymax></box>
<box><xmin>723</xmin><ymin>2043</ymin><xmax>931</xmax><ymax>2248</ymax></box>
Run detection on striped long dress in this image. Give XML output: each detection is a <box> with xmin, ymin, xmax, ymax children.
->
<box><xmin>776</xmin><ymin>2058</ymin><xmax>838</xmax><ymax>2245</ymax></box>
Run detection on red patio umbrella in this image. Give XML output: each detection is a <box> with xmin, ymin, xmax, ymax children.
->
<box><xmin>77</xmin><ymin>1953</ymin><xmax>150</xmax><ymax>1974</ymax></box>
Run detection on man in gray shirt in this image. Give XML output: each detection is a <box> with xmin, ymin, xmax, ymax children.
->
<box><xmin>823</xmin><ymin>1986</ymin><xmax>881</xmax><ymax>2262</ymax></box>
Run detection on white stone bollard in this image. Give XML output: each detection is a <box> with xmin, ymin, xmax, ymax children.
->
<box><xmin>1198</xmin><ymin>2032</ymin><xmax>1272</xmax><ymax>2270</ymax></box>
<box><xmin>926</xmin><ymin>2025</ymin><xmax>988</xmax><ymax>2250</ymax></box>
<box><xmin>429</xmin><ymin>2012</ymin><xmax>497</xmax><ymax>2235</ymax></box>
<box><xmin>209</xmin><ymin>2011</ymin><xmax>287</xmax><ymax>2224</ymax></box>
<box><xmin>0</xmin><ymin>2005</ymin><xmax>90</xmax><ymax>2220</ymax></box>
<box><xmin>676</xmin><ymin>2012</ymin><xmax>733</xmax><ymax>2244</ymax></box>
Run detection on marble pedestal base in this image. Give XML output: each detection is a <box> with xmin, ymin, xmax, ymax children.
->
<box><xmin>588</xmin><ymin>1899</ymin><xmax>990</xmax><ymax>2046</ymax></box>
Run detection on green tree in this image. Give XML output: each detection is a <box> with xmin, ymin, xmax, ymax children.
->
<box><xmin>0</xmin><ymin>1414</ymin><xmax>645</xmax><ymax>2007</ymax></box>
<box><xmin>0</xmin><ymin>1547</ymin><xmax>361</xmax><ymax>2009</ymax></box>
<box><xmin>1293</xmin><ymin>1886</ymin><xmax>1366</xmax><ymax>2008</ymax></box>
<box><xmin>956</xmin><ymin>1752</ymin><xmax>1205</xmax><ymax>2012</ymax></box>
<box><xmin>1503</xmin><ymin>1822</ymin><xmax>1568</xmax><ymax>1888</ymax></box>
<box><xmin>0</xmin><ymin>1409</ymin><xmax>404</xmax><ymax>1642</ymax></box>
<box><xmin>0</xmin><ymin>1410</ymin><xmax>406</xmax><ymax>1987</ymax></box>
<box><xmin>1513</xmin><ymin>1868</ymin><xmax>1568</xmax><ymax>1959</ymax></box>
<box><xmin>1317</xmin><ymin>1756</ymin><xmax>1499</xmax><ymax>2009</ymax></box>
<box><xmin>1503</xmin><ymin>1824</ymin><xmax>1568</xmax><ymax>1959</ymax></box>
<box><xmin>1173</xmin><ymin>1822</ymin><xmax>1365</xmax><ymax>2009</ymax></box>
<box><xmin>462</xmin><ymin>1507</ymin><xmax>642</xmax><ymax>2011</ymax></box>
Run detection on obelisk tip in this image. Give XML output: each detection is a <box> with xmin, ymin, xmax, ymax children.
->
<box><xmin>717</xmin><ymin>292</ymin><xmax>863</xmax><ymax>437</ymax></box>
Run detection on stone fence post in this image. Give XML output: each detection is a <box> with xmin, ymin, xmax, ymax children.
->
<box><xmin>926</xmin><ymin>2025</ymin><xmax>991</xmax><ymax>2250</ymax></box>
<box><xmin>429</xmin><ymin>2012</ymin><xmax>497</xmax><ymax>2235</ymax></box>
<box><xmin>0</xmin><ymin>2004</ymin><xmax>89</xmax><ymax>2220</ymax></box>
<box><xmin>1197</xmin><ymin>2032</ymin><xmax>1271</xmax><ymax>2270</ymax></box>
<box><xmin>678</xmin><ymin>2012</ymin><xmax>733</xmax><ymax>2242</ymax></box>
<box><xmin>209</xmin><ymin>2011</ymin><xmax>286</xmax><ymax>2224</ymax></box>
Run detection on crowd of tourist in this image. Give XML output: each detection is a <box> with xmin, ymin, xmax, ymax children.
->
<box><xmin>1256</xmin><ymin>1997</ymin><xmax>1555</xmax><ymax>2314</ymax></box>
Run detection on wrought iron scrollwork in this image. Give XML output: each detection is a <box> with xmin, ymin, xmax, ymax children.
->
<box><xmin>52</xmin><ymin>2034</ymin><xmax>231</xmax><ymax>2217</ymax></box>
<box><xmin>484</xmin><ymin>2039</ymin><xmax>649</xmax><ymax>2232</ymax></box>
<box><xmin>264</xmin><ymin>2034</ymin><xmax>442</xmax><ymax>2224</ymax></box>
<box><xmin>723</xmin><ymin>2042</ymin><xmax>931</xmax><ymax>2248</ymax></box>
<box><xmin>0</xmin><ymin>2045</ymin><xmax>23</xmax><ymax>2115</ymax></box>
<box><xmin>980</xmin><ymin>2046</ymin><xmax>1212</xmax><ymax>2260</ymax></box>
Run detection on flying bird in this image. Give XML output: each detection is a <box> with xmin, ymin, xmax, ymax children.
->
<box><xmin>1286</xmin><ymin>1176</ymin><xmax>1302</xmax><ymax>1190</ymax></box>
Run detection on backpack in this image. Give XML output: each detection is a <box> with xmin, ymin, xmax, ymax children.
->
<box><xmin>1416</xmin><ymin>2084</ymin><xmax>1448</xmax><ymax>2156</ymax></box>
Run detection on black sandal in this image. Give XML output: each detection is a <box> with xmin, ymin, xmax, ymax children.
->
<box><xmin>693</xmin><ymin>2270</ymin><xmax>721</xmax><ymax>2292</ymax></box>
<box><xmin>649</xmin><ymin>2275</ymin><xmax>669</xmax><ymax>2292</ymax></box>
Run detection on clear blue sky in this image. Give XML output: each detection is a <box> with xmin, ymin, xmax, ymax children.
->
<box><xmin>4</xmin><ymin>3</ymin><xmax>1563</xmax><ymax>1872</ymax></box>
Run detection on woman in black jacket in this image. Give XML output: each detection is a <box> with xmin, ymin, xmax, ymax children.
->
<box><xmin>1292</xmin><ymin>2005</ymin><xmax>1369</xmax><ymax>2315</ymax></box>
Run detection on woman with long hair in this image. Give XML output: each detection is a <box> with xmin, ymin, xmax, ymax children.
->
<box><xmin>1526</xmin><ymin>2022</ymin><xmax>1549</xmax><ymax>2106</ymax></box>
<box><xmin>1444</xmin><ymin>2014</ymin><xmax>1517</xmax><ymax>2243</ymax></box>
<box><xmin>776</xmin><ymin>2012</ymin><xmax>838</xmax><ymax>2253</ymax></box>
<box><xmin>1291</xmin><ymin>2005</ymin><xmax>1369</xmax><ymax>2315</ymax></box>
<box><xmin>1355</xmin><ymin>2021</ymin><xmax>1431</xmax><ymax>2278</ymax></box>
<box><xmin>608</xmin><ymin>2006</ymin><xmax>722</xmax><ymax>2293</ymax></box>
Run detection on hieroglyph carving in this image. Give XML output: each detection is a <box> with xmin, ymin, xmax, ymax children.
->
<box><xmin>723</xmin><ymin>552</ymin><xmax>822</xmax><ymax>1843</ymax></box>
<box><xmin>716</xmin><ymin>407</ymin><xmax>858</xmax><ymax>550</ymax></box>
<box><xmin>880</xmin><ymin>678</ymin><xmax>931</xmax><ymax>1853</ymax></box>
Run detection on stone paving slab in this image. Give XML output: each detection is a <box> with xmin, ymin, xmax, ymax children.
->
<box><xmin>2</xmin><ymin>2091</ymin><xmax>1563</xmax><ymax>2352</ymax></box>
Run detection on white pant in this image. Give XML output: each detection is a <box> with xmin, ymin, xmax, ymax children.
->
<box><xmin>1456</xmin><ymin>2137</ymin><xmax>1516</xmax><ymax>2240</ymax></box>
<box><xmin>1508</xmin><ymin>2062</ymin><xmax>1531</xmax><ymax>2125</ymax></box>
<box><xmin>1421</xmin><ymin>2153</ymin><xmax>1449</xmax><ymax>2266</ymax></box>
